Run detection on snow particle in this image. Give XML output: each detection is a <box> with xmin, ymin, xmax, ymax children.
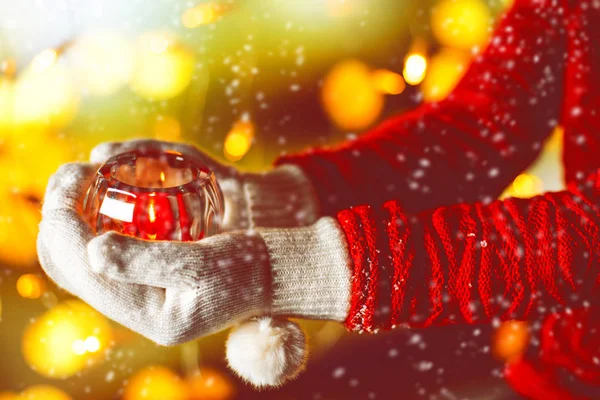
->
<box><xmin>332</xmin><ymin>367</ymin><xmax>346</xmax><ymax>379</ymax></box>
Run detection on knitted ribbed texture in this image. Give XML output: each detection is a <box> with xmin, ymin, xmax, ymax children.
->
<box><xmin>261</xmin><ymin>218</ymin><xmax>352</xmax><ymax>321</ymax></box>
<box><xmin>244</xmin><ymin>165</ymin><xmax>320</xmax><ymax>229</ymax></box>
<box><xmin>338</xmin><ymin>177</ymin><xmax>600</xmax><ymax>333</ymax></box>
<box><xmin>278</xmin><ymin>0</ymin><xmax>569</xmax><ymax>217</ymax></box>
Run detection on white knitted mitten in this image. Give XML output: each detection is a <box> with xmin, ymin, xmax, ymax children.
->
<box><xmin>37</xmin><ymin>162</ymin><xmax>352</xmax><ymax>386</ymax></box>
<box><xmin>90</xmin><ymin>139</ymin><xmax>320</xmax><ymax>231</ymax></box>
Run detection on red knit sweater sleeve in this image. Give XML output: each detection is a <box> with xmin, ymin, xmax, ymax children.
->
<box><xmin>277</xmin><ymin>0</ymin><xmax>569</xmax><ymax>216</ymax></box>
<box><xmin>338</xmin><ymin>172</ymin><xmax>600</xmax><ymax>333</ymax></box>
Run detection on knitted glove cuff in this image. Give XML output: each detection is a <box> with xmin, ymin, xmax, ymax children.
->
<box><xmin>260</xmin><ymin>218</ymin><xmax>352</xmax><ymax>321</ymax></box>
<box><xmin>243</xmin><ymin>165</ymin><xmax>320</xmax><ymax>229</ymax></box>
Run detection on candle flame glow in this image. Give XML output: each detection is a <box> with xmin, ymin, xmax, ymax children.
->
<box><xmin>148</xmin><ymin>200</ymin><xmax>157</xmax><ymax>223</ymax></box>
<box><xmin>403</xmin><ymin>54</ymin><xmax>428</xmax><ymax>85</ymax></box>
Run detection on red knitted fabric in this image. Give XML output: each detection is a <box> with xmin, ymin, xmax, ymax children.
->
<box><xmin>339</xmin><ymin>179</ymin><xmax>600</xmax><ymax>333</ymax></box>
<box><xmin>278</xmin><ymin>0</ymin><xmax>569</xmax><ymax>217</ymax></box>
<box><xmin>505</xmin><ymin>307</ymin><xmax>600</xmax><ymax>399</ymax></box>
<box><xmin>562</xmin><ymin>0</ymin><xmax>600</xmax><ymax>184</ymax></box>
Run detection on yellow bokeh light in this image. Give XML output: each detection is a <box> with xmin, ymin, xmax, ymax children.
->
<box><xmin>71</xmin><ymin>339</ymin><xmax>87</xmax><ymax>356</ymax></box>
<box><xmin>224</xmin><ymin>132</ymin><xmax>251</xmax><ymax>160</ymax></box>
<box><xmin>69</xmin><ymin>32</ymin><xmax>133</xmax><ymax>96</ymax></box>
<box><xmin>84</xmin><ymin>336</ymin><xmax>101</xmax><ymax>353</ymax></box>
<box><xmin>182</xmin><ymin>3</ymin><xmax>218</xmax><ymax>28</ymax></box>
<box><xmin>1</xmin><ymin>58</ymin><xmax>17</xmax><ymax>77</ymax></box>
<box><xmin>422</xmin><ymin>48</ymin><xmax>472</xmax><ymax>102</ymax></box>
<box><xmin>0</xmin><ymin>78</ymin><xmax>14</xmax><ymax>130</ymax></box>
<box><xmin>123</xmin><ymin>366</ymin><xmax>189</xmax><ymax>400</ymax></box>
<box><xmin>224</xmin><ymin>120</ymin><xmax>255</xmax><ymax>161</ymax></box>
<box><xmin>511</xmin><ymin>174</ymin><xmax>544</xmax><ymax>198</ymax></box>
<box><xmin>0</xmin><ymin>190</ymin><xmax>41</xmax><ymax>267</ymax></box>
<box><xmin>403</xmin><ymin>54</ymin><xmax>427</xmax><ymax>86</ymax></box>
<box><xmin>13</xmin><ymin>54</ymin><xmax>79</xmax><ymax>128</ymax></box>
<box><xmin>153</xmin><ymin>115</ymin><xmax>181</xmax><ymax>142</ymax></box>
<box><xmin>431</xmin><ymin>0</ymin><xmax>492</xmax><ymax>52</ymax></box>
<box><xmin>70</xmin><ymin>336</ymin><xmax>102</xmax><ymax>355</ymax></box>
<box><xmin>130</xmin><ymin>32</ymin><xmax>196</xmax><ymax>100</ymax></box>
<box><xmin>325</xmin><ymin>0</ymin><xmax>356</xmax><ymax>17</ymax></box>
<box><xmin>371</xmin><ymin>69</ymin><xmax>405</xmax><ymax>95</ymax></box>
<box><xmin>187</xmin><ymin>368</ymin><xmax>236</xmax><ymax>400</ymax></box>
<box><xmin>0</xmin><ymin>136</ymin><xmax>73</xmax><ymax>273</ymax></box>
<box><xmin>16</xmin><ymin>274</ymin><xmax>47</xmax><ymax>299</ymax></box>
<box><xmin>22</xmin><ymin>300</ymin><xmax>113</xmax><ymax>378</ymax></box>
<box><xmin>322</xmin><ymin>59</ymin><xmax>384</xmax><ymax>130</ymax></box>
<box><xmin>493</xmin><ymin>320</ymin><xmax>530</xmax><ymax>363</ymax></box>
<box><xmin>1</xmin><ymin>135</ymin><xmax>73</xmax><ymax>199</ymax></box>
<box><xmin>30</xmin><ymin>49</ymin><xmax>58</xmax><ymax>72</ymax></box>
<box><xmin>19</xmin><ymin>385</ymin><xmax>72</xmax><ymax>400</ymax></box>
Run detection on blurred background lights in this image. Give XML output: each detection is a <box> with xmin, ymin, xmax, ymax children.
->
<box><xmin>403</xmin><ymin>54</ymin><xmax>427</xmax><ymax>86</ymax></box>
<box><xmin>1</xmin><ymin>135</ymin><xmax>73</xmax><ymax>198</ymax></box>
<box><xmin>492</xmin><ymin>320</ymin><xmax>530</xmax><ymax>363</ymax></box>
<box><xmin>0</xmin><ymin>190</ymin><xmax>45</xmax><ymax>267</ymax></box>
<box><xmin>21</xmin><ymin>300</ymin><xmax>113</xmax><ymax>378</ymax></box>
<box><xmin>511</xmin><ymin>173</ymin><xmax>544</xmax><ymax>198</ymax></box>
<box><xmin>322</xmin><ymin>59</ymin><xmax>384</xmax><ymax>130</ymax></box>
<box><xmin>29</xmin><ymin>49</ymin><xmax>58</xmax><ymax>73</ymax></box>
<box><xmin>182</xmin><ymin>3</ymin><xmax>218</xmax><ymax>28</ymax></box>
<box><xmin>123</xmin><ymin>366</ymin><xmax>189</xmax><ymax>400</ymax></box>
<box><xmin>130</xmin><ymin>32</ymin><xmax>196</xmax><ymax>100</ymax></box>
<box><xmin>0</xmin><ymin>74</ymin><xmax>14</xmax><ymax>130</ymax></box>
<box><xmin>153</xmin><ymin>115</ymin><xmax>182</xmax><ymax>142</ymax></box>
<box><xmin>224</xmin><ymin>119</ymin><xmax>255</xmax><ymax>161</ymax></box>
<box><xmin>422</xmin><ymin>47</ymin><xmax>472</xmax><ymax>102</ymax></box>
<box><xmin>0</xmin><ymin>385</ymin><xmax>72</xmax><ymax>400</ymax></box>
<box><xmin>371</xmin><ymin>69</ymin><xmax>406</xmax><ymax>95</ymax></box>
<box><xmin>16</xmin><ymin>274</ymin><xmax>47</xmax><ymax>299</ymax></box>
<box><xmin>186</xmin><ymin>368</ymin><xmax>235</xmax><ymax>400</ymax></box>
<box><xmin>324</xmin><ymin>0</ymin><xmax>355</xmax><ymax>17</ymax></box>
<box><xmin>68</xmin><ymin>32</ymin><xmax>133</xmax><ymax>96</ymax></box>
<box><xmin>13</xmin><ymin>50</ymin><xmax>79</xmax><ymax>128</ymax></box>
<box><xmin>71</xmin><ymin>336</ymin><xmax>101</xmax><ymax>355</ymax></box>
<box><xmin>431</xmin><ymin>0</ymin><xmax>492</xmax><ymax>52</ymax></box>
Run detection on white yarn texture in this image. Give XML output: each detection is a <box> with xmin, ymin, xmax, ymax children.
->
<box><xmin>226</xmin><ymin>317</ymin><xmax>307</xmax><ymax>387</ymax></box>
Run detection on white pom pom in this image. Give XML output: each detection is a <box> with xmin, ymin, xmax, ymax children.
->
<box><xmin>225</xmin><ymin>317</ymin><xmax>308</xmax><ymax>388</ymax></box>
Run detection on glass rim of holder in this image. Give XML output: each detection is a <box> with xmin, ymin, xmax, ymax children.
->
<box><xmin>96</xmin><ymin>149</ymin><xmax>214</xmax><ymax>193</ymax></box>
<box><xmin>83</xmin><ymin>147</ymin><xmax>224</xmax><ymax>241</ymax></box>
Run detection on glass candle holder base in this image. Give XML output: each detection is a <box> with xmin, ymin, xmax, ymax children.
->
<box><xmin>83</xmin><ymin>149</ymin><xmax>224</xmax><ymax>241</ymax></box>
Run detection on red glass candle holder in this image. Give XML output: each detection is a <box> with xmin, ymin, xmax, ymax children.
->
<box><xmin>83</xmin><ymin>149</ymin><xmax>224</xmax><ymax>241</ymax></box>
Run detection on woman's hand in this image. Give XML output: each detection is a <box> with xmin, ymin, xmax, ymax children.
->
<box><xmin>37</xmin><ymin>155</ymin><xmax>350</xmax><ymax>345</ymax></box>
<box><xmin>90</xmin><ymin>139</ymin><xmax>320</xmax><ymax>231</ymax></box>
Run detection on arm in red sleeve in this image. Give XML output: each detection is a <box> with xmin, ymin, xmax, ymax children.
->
<box><xmin>278</xmin><ymin>0</ymin><xmax>570</xmax><ymax>216</ymax></box>
<box><xmin>337</xmin><ymin>172</ymin><xmax>600</xmax><ymax>333</ymax></box>
<box><xmin>562</xmin><ymin>0</ymin><xmax>600</xmax><ymax>185</ymax></box>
